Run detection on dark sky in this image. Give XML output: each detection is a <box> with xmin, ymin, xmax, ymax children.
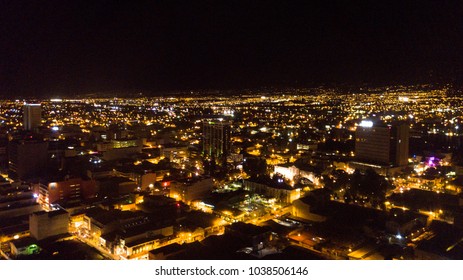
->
<box><xmin>1</xmin><ymin>0</ymin><xmax>462</xmax><ymax>97</ymax></box>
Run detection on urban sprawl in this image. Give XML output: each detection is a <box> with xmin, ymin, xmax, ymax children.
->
<box><xmin>1</xmin><ymin>85</ymin><xmax>463</xmax><ymax>260</ymax></box>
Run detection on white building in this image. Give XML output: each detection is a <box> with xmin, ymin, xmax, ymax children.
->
<box><xmin>274</xmin><ymin>164</ymin><xmax>320</xmax><ymax>185</ymax></box>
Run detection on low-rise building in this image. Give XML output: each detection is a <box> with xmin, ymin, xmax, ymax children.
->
<box><xmin>83</xmin><ymin>208</ymin><xmax>147</xmax><ymax>240</ymax></box>
<box><xmin>97</xmin><ymin>176</ymin><xmax>137</xmax><ymax>196</ymax></box>
<box><xmin>244</xmin><ymin>177</ymin><xmax>301</xmax><ymax>204</ymax></box>
<box><xmin>291</xmin><ymin>195</ymin><xmax>329</xmax><ymax>222</ymax></box>
<box><xmin>9</xmin><ymin>236</ymin><xmax>40</xmax><ymax>257</ymax></box>
<box><xmin>0</xmin><ymin>220</ymin><xmax>30</xmax><ymax>244</ymax></box>
<box><xmin>177</xmin><ymin>211</ymin><xmax>225</xmax><ymax>243</ymax></box>
<box><xmin>149</xmin><ymin>243</ymin><xmax>185</xmax><ymax>260</ymax></box>
<box><xmin>274</xmin><ymin>164</ymin><xmax>321</xmax><ymax>185</ymax></box>
<box><xmin>160</xmin><ymin>144</ymin><xmax>189</xmax><ymax>162</ymax></box>
<box><xmin>169</xmin><ymin>177</ymin><xmax>213</xmax><ymax>204</ymax></box>
<box><xmin>225</xmin><ymin>222</ymin><xmax>272</xmax><ymax>251</ymax></box>
<box><xmin>29</xmin><ymin>209</ymin><xmax>69</xmax><ymax>240</ymax></box>
<box><xmin>118</xmin><ymin>223</ymin><xmax>174</xmax><ymax>260</ymax></box>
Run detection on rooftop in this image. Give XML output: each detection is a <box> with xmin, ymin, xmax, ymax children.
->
<box><xmin>125</xmin><ymin>235</ymin><xmax>166</xmax><ymax>248</ymax></box>
<box><xmin>10</xmin><ymin>236</ymin><xmax>37</xmax><ymax>248</ymax></box>
<box><xmin>31</xmin><ymin>209</ymin><xmax>68</xmax><ymax>218</ymax></box>
<box><xmin>227</xmin><ymin>222</ymin><xmax>272</xmax><ymax>236</ymax></box>
<box><xmin>149</xmin><ymin>242</ymin><xmax>184</xmax><ymax>256</ymax></box>
<box><xmin>246</xmin><ymin>176</ymin><xmax>295</xmax><ymax>191</ymax></box>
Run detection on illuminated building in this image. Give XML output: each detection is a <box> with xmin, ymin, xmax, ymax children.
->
<box><xmin>34</xmin><ymin>177</ymin><xmax>98</xmax><ymax>210</ymax></box>
<box><xmin>355</xmin><ymin>121</ymin><xmax>409</xmax><ymax>167</ymax></box>
<box><xmin>112</xmin><ymin>139</ymin><xmax>139</xmax><ymax>149</ymax></box>
<box><xmin>9</xmin><ymin>237</ymin><xmax>41</xmax><ymax>257</ymax></box>
<box><xmin>169</xmin><ymin>177</ymin><xmax>213</xmax><ymax>204</ymax></box>
<box><xmin>95</xmin><ymin>139</ymin><xmax>142</xmax><ymax>160</ymax></box>
<box><xmin>243</xmin><ymin>177</ymin><xmax>301</xmax><ymax>204</ymax></box>
<box><xmin>161</xmin><ymin>144</ymin><xmax>189</xmax><ymax>162</ymax></box>
<box><xmin>23</xmin><ymin>103</ymin><xmax>42</xmax><ymax>131</ymax></box>
<box><xmin>0</xmin><ymin>182</ymin><xmax>42</xmax><ymax>219</ymax></box>
<box><xmin>202</xmin><ymin>120</ymin><xmax>231</xmax><ymax>161</ymax></box>
<box><xmin>115</xmin><ymin>224</ymin><xmax>174</xmax><ymax>260</ymax></box>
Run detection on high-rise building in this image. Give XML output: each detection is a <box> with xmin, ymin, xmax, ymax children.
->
<box><xmin>8</xmin><ymin>137</ymin><xmax>49</xmax><ymax>180</ymax></box>
<box><xmin>23</xmin><ymin>103</ymin><xmax>42</xmax><ymax>131</ymax></box>
<box><xmin>202</xmin><ymin>120</ymin><xmax>231</xmax><ymax>161</ymax></box>
<box><xmin>355</xmin><ymin>121</ymin><xmax>409</xmax><ymax>167</ymax></box>
<box><xmin>389</xmin><ymin>123</ymin><xmax>409</xmax><ymax>167</ymax></box>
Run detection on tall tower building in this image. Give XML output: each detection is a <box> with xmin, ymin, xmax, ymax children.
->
<box><xmin>23</xmin><ymin>103</ymin><xmax>42</xmax><ymax>131</ymax></box>
<box><xmin>389</xmin><ymin>123</ymin><xmax>409</xmax><ymax>167</ymax></box>
<box><xmin>355</xmin><ymin>121</ymin><xmax>409</xmax><ymax>167</ymax></box>
<box><xmin>202</xmin><ymin>120</ymin><xmax>231</xmax><ymax>161</ymax></box>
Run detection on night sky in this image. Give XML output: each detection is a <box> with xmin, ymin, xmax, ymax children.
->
<box><xmin>1</xmin><ymin>0</ymin><xmax>462</xmax><ymax>97</ymax></box>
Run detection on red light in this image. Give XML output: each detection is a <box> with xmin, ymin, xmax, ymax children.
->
<box><xmin>176</xmin><ymin>203</ymin><xmax>180</xmax><ymax>207</ymax></box>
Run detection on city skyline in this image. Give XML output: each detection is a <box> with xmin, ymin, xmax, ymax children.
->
<box><xmin>1</xmin><ymin>0</ymin><xmax>462</xmax><ymax>97</ymax></box>
<box><xmin>2</xmin><ymin>0</ymin><xmax>463</xmax><ymax>264</ymax></box>
<box><xmin>2</xmin><ymin>86</ymin><xmax>463</xmax><ymax>260</ymax></box>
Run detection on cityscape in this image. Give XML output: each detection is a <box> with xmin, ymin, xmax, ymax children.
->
<box><xmin>1</xmin><ymin>0</ymin><xmax>463</xmax><ymax>263</ymax></box>
<box><xmin>1</xmin><ymin>85</ymin><xmax>463</xmax><ymax>260</ymax></box>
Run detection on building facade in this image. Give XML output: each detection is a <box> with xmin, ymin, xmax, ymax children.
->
<box><xmin>202</xmin><ymin>120</ymin><xmax>231</xmax><ymax>161</ymax></box>
<box><xmin>355</xmin><ymin>121</ymin><xmax>409</xmax><ymax>167</ymax></box>
<box><xmin>8</xmin><ymin>138</ymin><xmax>48</xmax><ymax>180</ymax></box>
<box><xmin>169</xmin><ymin>177</ymin><xmax>214</xmax><ymax>204</ymax></box>
<box><xmin>34</xmin><ymin>177</ymin><xmax>98</xmax><ymax>210</ymax></box>
<box><xmin>23</xmin><ymin>104</ymin><xmax>42</xmax><ymax>131</ymax></box>
<box><xmin>29</xmin><ymin>210</ymin><xmax>69</xmax><ymax>240</ymax></box>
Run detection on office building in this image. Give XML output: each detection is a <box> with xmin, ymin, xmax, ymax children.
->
<box><xmin>8</xmin><ymin>137</ymin><xmax>49</xmax><ymax>180</ymax></box>
<box><xmin>355</xmin><ymin>121</ymin><xmax>409</xmax><ymax>167</ymax></box>
<box><xmin>23</xmin><ymin>103</ymin><xmax>42</xmax><ymax>131</ymax></box>
<box><xmin>202</xmin><ymin>120</ymin><xmax>231</xmax><ymax>161</ymax></box>
<box><xmin>34</xmin><ymin>177</ymin><xmax>98</xmax><ymax>210</ymax></box>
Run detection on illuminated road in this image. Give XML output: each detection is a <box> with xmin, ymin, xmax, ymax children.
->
<box><xmin>75</xmin><ymin>235</ymin><xmax>118</xmax><ymax>260</ymax></box>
